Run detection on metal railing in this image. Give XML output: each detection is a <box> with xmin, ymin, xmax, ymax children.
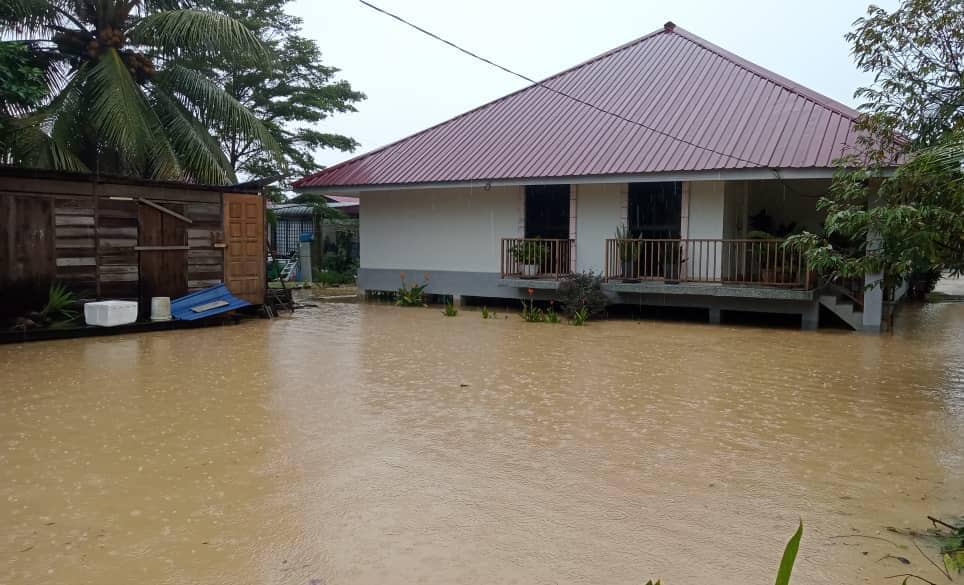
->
<box><xmin>501</xmin><ymin>238</ymin><xmax>575</xmax><ymax>279</ymax></box>
<box><xmin>604</xmin><ymin>238</ymin><xmax>812</xmax><ymax>289</ymax></box>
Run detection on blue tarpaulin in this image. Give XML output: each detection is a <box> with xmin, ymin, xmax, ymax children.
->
<box><xmin>171</xmin><ymin>284</ymin><xmax>251</xmax><ymax>321</ymax></box>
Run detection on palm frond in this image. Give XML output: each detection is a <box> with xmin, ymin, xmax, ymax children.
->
<box><xmin>157</xmin><ymin>64</ymin><xmax>284</xmax><ymax>166</ymax></box>
<box><xmin>129</xmin><ymin>9</ymin><xmax>268</xmax><ymax>64</ymax></box>
<box><xmin>8</xmin><ymin>123</ymin><xmax>89</xmax><ymax>171</ymax></box>
<box><xmin>150</xmin><ymin>86</ymin><xmax>235</xmax><ymax>184</ymax></box>
<box><xmin>0</xmin><ymin>0</ymin><xmax>61</xmax><ymax>33</ymax></box>
<box><xmin>86</xmin><ymin>47</ymin><xmax>156</xmax><ymax>166</ymax></box>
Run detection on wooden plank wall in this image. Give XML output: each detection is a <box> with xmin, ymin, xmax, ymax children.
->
<box><xmin>0</xmin><ymin>195</ymin><xmax>56</xmax><ymax>286</ymax></box>
<box><xmin>185</xmin><ymin>201</ymin><xmax>225</xmax><ymax>291</ymax></box>
<box><xmin>1</xmin><ymin>174</ymin><xmax>229</xmax><ymax>299</ymax></box>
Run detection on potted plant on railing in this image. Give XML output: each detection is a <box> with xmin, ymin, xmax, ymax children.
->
<box><xmin>511</xmin><ymin>239</ymin><xmax>550</xmax><ymax>277</ymax></box>
<box><xmin>614</xmin><ymin>225</ymin><xmax>640</xmax><ymax>281</ymax></box>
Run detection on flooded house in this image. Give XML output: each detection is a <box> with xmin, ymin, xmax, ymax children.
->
<box><xmin>293</xmin><ymin>23</ymin><xmax>893</xmax><ymax>331</ymax></box>
<box><xmin>0</xmin><ymin>167</ymin><xmax>267</xmax><ymax>315</ymax></box>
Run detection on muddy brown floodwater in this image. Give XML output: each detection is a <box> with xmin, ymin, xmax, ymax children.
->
<box><xmin>2</xmin><ymin>282</ymin><xmax>964</xmax><ymax>585</ymax></box>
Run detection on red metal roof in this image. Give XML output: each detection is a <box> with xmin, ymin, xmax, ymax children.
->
<box><xmin>294</xmin><ymin>23</ymin><xmax>861</xmax><ymax>190</ymax></box>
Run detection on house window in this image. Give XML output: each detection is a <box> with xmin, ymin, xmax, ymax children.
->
<box><xmin>525</xmin><ymin>185</ymin><xmax>570</xmax><ymax>239</ymax></box>
<box><xmin>628</xmin><ymin>182</ymin><xmax>682</xmax><ymax>239</ymax></box>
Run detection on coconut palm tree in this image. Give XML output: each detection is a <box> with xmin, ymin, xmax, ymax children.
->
<box><xmin>0</xmin><ymin>0</ymin><xmax>282</xmax><ymax>184</ymax></box>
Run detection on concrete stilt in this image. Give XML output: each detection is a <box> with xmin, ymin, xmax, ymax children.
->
<box><xmin>708</xmin><ymin>307</ymin><xmax>721</xmax><ymax>325</ymax></box>
<box><xmin>801</xmin><ymin>302</ymin><xmax>819</xmax><ymax>331</ymax></box>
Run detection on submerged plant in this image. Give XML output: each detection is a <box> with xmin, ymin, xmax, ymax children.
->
<box><xmin>571</xmin><ymin>306</ymin><xmax>589</xmax><ymax>326</ymax></box>
<box><xmin>545</xmin><ymin>300</ymin><xmax>560</xmax><ymax>324</ymax></box>
<box><xmin>442</xmin><ymin>301</ymin><xmax>458</xmax><ymax>317</ymax></box>
<box><xmin>395</xmin><ymin>272</ymin><xmax>428</xmax><ymax>307</ymax></box>
<box><xmin>774</xmin><ymin>521</ymin><xmax>803</xmax><ymax>585</ymax></box>
<box><xmin>520</xmin><ymin>288</ymin><xmax>545</xmax><ymax>322</ymax></box>
<box><xmin>481</xmin><ymin>306</ymin><xmax>495</xmax><ymax>319</ymax></box>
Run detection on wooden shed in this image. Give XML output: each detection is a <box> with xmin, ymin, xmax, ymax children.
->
<box><xmin>0</xmin><ymin>167</ymin><xmax>266</xmax><ymax>311</ymax></box>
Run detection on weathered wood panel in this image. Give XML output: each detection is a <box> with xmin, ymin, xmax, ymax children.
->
<box><xmin>0</xmin><ymin>195</ymin><xmax>56</xmax><ymax>286</ymax></box>
<box><xmin>138</xmin><ymin>203</ymin><xmax>187</xmax><ymax>310</ymax></box>
<box><xmin>53</xmin><ymin>199</ymin><xmax>96</xmax><ymax>291</ymax></box>
<box><xmin>96</xmin><ymin>198</ymin><xmax>138</xmax><ymax>298</ymax></box>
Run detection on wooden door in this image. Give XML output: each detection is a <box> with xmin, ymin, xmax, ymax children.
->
<box><xmin>138</xmin><ymin>203</ymin><xmax>188</xmax><ymax>313</ymax></box>
<box><xmin>223</xmin><ymin>193</ymin><xmax>264</xmax><ymax>304</ymax></box>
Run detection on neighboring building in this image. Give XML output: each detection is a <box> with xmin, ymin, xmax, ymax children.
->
<box><xmin>269</xmin><ymin>195</ymin><xmax>359</xmax><ymax>261</ymax></box>
<box><xmin>294</xmin><ymin>23</ymin><xmax>892</xmax><ymax>331</ymax></box>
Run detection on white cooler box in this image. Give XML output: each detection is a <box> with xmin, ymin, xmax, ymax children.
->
<box><xmin>84</xmin><ymin>300</ymin><xmax>138</xmax><ymax>327</ymax></box>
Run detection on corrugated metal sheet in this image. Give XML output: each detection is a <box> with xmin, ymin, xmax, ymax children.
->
<box><xmin>294</xmin><ymin>23</ymin><xmax>862</xmax><ymax>190</ymax></box>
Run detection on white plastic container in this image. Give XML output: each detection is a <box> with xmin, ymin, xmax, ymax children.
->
<box><xmin>150</xmin><ymin>297</ymin><xmax>172</xmax><ymax>321</ymax></box>
<box><xmin>84</xmin><ymin>300</ymin><xmax>138</xmax><ymax>327</ymax></box>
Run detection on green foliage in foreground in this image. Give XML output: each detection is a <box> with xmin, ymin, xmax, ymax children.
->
<box><xmin>644</xmin><ymin>522</ymin><xmax>803</xmax><ymax>585</ymax></box>
<box><xmin>788</xmin><ymin>0</ymin><xmax>964</xmax><ymax>286</ymax></box>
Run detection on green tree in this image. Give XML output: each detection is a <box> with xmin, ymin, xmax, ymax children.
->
<box><xmin>789</xmin><ymin>0</ymin><xmax>964</xmax><ymax>289</ymax></box>
<box><xmin>0</xmin><ymin>0</ymin><xmax>281</xmax><ymax>184</ymax></box>
<box><xmin>188</xmin><ymin>0</ymin><xmax>365</xmax><ymax>199</ymax></box>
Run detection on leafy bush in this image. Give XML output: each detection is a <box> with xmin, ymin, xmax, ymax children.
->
<box><xmin>557</xmin><ymin>271</ymin><xmax>607</xmax><ymax>318</ymax></box>
<box><xmin>396</xmin><ymin>273</ymin><xmax>428</xmax><ymax>307</ymax></box>
<box><xmin>510</xmin><ymin>239</ymin><xmax>549</xmax><ymax>263</ymax></box>
<box><xmin>313</xmin><ymin>268</ymin><xmax>354</xmax><ymax>286</ymax></box>
<box><xmin>907</xmin><ymin>268</ymin><xmax>942</xmax><ymax>300</ymax></box>
<box><xmin>481</xmin><ymin>306</ymin><xmax>494</xmax><ymax>319</ymax></box>
<box><xmin>441</xmin><ymin>301</ymin><xmax>458</xmax><ymax>317</ymax></box>
<box><xmin>520</xmin><ymin>297</ymin><xmax>545</xmax><ymax>322</ymax></box>
<box><xmin>571</xmin><ymin>306</ymin><xmax>589</xmax><ymax>326</ymax></box>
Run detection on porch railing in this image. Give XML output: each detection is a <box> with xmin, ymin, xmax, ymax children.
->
<box><xmin>604</xmin><ymin>238</ymin><xmax>812</xmax><ymax>289</ymax></box>
<box><xmin>501</xmin><ymin>238</ymin><xmax>575</xmax><ymax>279</ymax></box>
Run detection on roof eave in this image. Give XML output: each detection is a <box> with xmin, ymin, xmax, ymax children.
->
<box><xmin>294</xmin><ymin>167</ymin><xmax>879</xmax><ymax>195</ymax></box>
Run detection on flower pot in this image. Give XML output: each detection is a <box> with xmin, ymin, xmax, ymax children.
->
<box><xmin>621</xmin><ymin>259</ymin><xmax>635</xmax><ymax>278</ymax></box>
<box><xmin>522</xmin><ymin>264</ymin><xmax>540</xmax><ymax>277</ymax></box>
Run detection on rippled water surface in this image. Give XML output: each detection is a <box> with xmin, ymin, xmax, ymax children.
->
<box><xmin>2</xmin><ymin>281</ymin><xmax>964</xmax><ymax>585</ymax></box>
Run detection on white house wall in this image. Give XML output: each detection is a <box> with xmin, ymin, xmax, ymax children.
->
<box><xmin>360</xmin><ymin>186</ymin><xmax>521</xmax><ymax>272</ymax></box>
<box><xmin>575</xmin><ymin>183</ymin><xmax>624</xmax><ymax>274</ymax></box>
<box><xmin>685</xmin><ymin>181</ymin><xmax>725</xmax><ymax>279</ymax></box>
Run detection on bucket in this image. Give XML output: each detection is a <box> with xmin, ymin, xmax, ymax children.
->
<box><xmin>150</xmin><ymin>296</ymin><xmax>172</xmax><ymax>321</ymax></box>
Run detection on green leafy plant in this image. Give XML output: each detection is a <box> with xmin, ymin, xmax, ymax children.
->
<box><xmin>481</xmin><ymin>306</ymin><xmax>495</xmax><ymax>319</ymax></box>
<box><xmin>41</xmin><ymin>283</ymin><xmax>78</xmax><ymax>324</ymax></box>
<box><xmin>545</xmin><ymin>301</ymin><xmax>560</xmax><ymax>323</ymax></box>
<box><xmin>774</xmin><ymin>521</ymin><xmax>803</xmax><ymax>585</ymax></box>
<box><xmin>557</xmin><ymin>271</ymin><xmax>607</xmax><ymax>319</ymax></box>
<box><xmin>441</xmin><ymin>301</ymin><xmax>458</xmax><ymax>317</ymax></box>
<box><xmin>520</xmin><ymin>288</ymin><xmax>545</xmax><ymax>322</ymax></box>
<box><xmin>396</xmin><ymin>272</ymin><xmax>428</xmax><ymax>307</ymax></box>
<box><xmin>313</xmin><ymin>268</ymin><xmax>353</xmax><ymax>286</ymax></box>
<box><xmin>571</xmin><ymin>306</ymin><xmax>589</xmax><ymax>326</ymax></box>
<box><xmin>510</xmin><ymin>238</ymin><xmax>550</xmax><ymax>264</ymax></box>
<box><xmin>615</xmin><ymin>224</ymin><xmax>640</xmax><ymax>261</ymax></box>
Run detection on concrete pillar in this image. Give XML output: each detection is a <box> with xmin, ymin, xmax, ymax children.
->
<box><xmin>708</xmin><ymin>307</ymin><xmax>721</xmax><ymax>324</ymax></box>
<box><xmin>801</xmin><ymin>302</ymin><xmax>819</xmax><ymax>331</ymax></box>
<box><xmin>863</xmin><ymin>273</ymin><xmax>884</xmax><ymax>332</ymax></box>
<box><xmin>298</xmin><ymin>238</ymin><xmax>313</xmax><ymax>282</ymax></box>
<box><xmin>862</xmin><ymin>195</ymin><xmax>885</xmax><ymax>333</ymax></box>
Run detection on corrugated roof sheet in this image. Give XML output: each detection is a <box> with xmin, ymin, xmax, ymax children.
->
<box><xmin>294</xmin><ymin>23</ymin><xmax>862</xmax><ymax>190</ymax></box>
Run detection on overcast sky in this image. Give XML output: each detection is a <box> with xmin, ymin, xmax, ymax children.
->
<box><xmin>289</xmin><ymin>0</ymin><xmax>898</xmax><ymax>168</ymax></box>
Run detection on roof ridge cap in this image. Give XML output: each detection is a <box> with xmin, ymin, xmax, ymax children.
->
<box><xmin>668</xmin><ymin>26</ymin><xmax>861</xmax><ymax>120</ymax></box>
